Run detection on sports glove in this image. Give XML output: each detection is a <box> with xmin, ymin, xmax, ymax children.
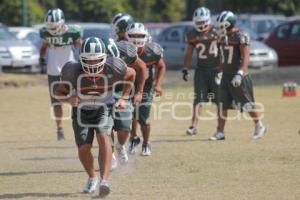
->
<box><xmin>231</xmin><ymin>70</ymin><xmax>244</xmax><ymax>87</ymax></box>
<box><xmin>182</xmin><ymin>69</ymin><xmax>189</xmax><ymax>82</ymax></box>
<box><xmin>215</xmin><ymin>72</ymin><xmax>223</xmax><ymax>85</ymax></box>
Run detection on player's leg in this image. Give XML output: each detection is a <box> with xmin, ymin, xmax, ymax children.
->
<box><xmin>134</xmin><ymin>82</ymin><xmax>153</xmax><ymax>156</ymax></box>
<box><xmin>48</xmin><ymin>75</ymin><xmax>65</xmax><ymax>140</ymax></box>
<box><xmin>186</xmin><ymin>68</ymin><xmax>207</xmax><ymax>135</ymax></box>
<box><xmin>95</xmin><ymin>105</ymin><xmax>114</xmax><ymax>197</ymax></box>
<box><xmin>129</xmin><ymin>117</ymin><xmax>141</xmax><ymax>154</ymax></box>
<box><xmin>72</xmin><ymin>109</ymin><xmax>98</xmax><ymax>193</ymax></box>
<box><xmin>210</xmin><ymin>76</ymin><xmax>231</xmax><ymax>140</ymax></box>
<box><xmin>235</xmin><ymin>75</ymin><xmax>266</xmax><ymax>139</ymax></box>
<box><xmin>113</xmin><ymin>101</ymin><xmax>132</xmax><ymax>164</ymax></box>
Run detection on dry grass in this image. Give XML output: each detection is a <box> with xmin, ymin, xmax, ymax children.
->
<box><xmin>0</xmin><ymin>83</ymin><xmax>300</xmax><ymax>200</ymax></box>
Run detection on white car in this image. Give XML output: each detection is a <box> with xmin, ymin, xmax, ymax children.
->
<box><xmin>9</xmin><ymin>26</ymin><xmax>42</xmax><ymax>49</ymax></box>
<box><xmin>0</xmin><ymin>24</ymin><xmax>39</xmax><ymax>72</ymax></box>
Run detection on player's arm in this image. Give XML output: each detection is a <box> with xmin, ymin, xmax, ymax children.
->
<box><xmin>153</xmin><ymin>58</ymin><xmax>166</xmax><ymax>96</ymax></box>
<box><xmin>116</xmin><ymin>67</ymin><xmax>136</xmax><ymax>109</ymax></box>
<box><xmin>39</xmin><ymin>41</ymin><xmax>48</xmax><ymax>65</ymax></box>
<box><xmin>181</xmin><ymin>43</ymin><xmax>194</xmax><ymax>81</ymax></box>
<box><xmin>215</xmin><ymin>42</ymin><xmax>224</xmax><ymax>85</ymax></box>
<box><xmin>239</xmin><ymin>44</ymin><xmax>250</xmax><ymax>74</ymax></box>
<box><xmin>55</xmin><ymin>83</ymin><xmax>79</xmax><ymax>106</ymax></box>
<box><xmin>75</xmin><ymin>38</ymin><xmax>83</xmax><ymax>48</ymax></box>
<box><xmin>129</xmin><ymin>57</ymin><xmax>147</xmax><ymax>104</ymax></box>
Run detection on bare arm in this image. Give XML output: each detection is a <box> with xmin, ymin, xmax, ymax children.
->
<box><xmin>154</xmin><ymin>58</ymin><xmax>166</xmax><ymax>96</ymax></box>
<box><xmin>239</xmin><ymin>44</ymin><xmax>250</xmax><ymax>74</ymax></box>
<box><xmin>182</xmin><ymin>43</ymin><xmax>194</xmax><ymax>69</ymax></box>
<box><xmin>130</xmin><ymin>57</ymin><xmax>147</xmax><ymax>94</ymax></box>
<box><xmin>55</xmin><ymin>83</ymin><xmax>79</xmax><ymax>106</ymax></box>
<box><xmin>115</xmin><ymin>67</ymin><xmax>136</xmax><ymax>109</ymax></box>
<box><xmin>75</xmin><ymin>38</ymin><xmax>83</xmax><ymax>48</ymax></box>
<box><xmin>121</xmin><ymin>67</ymin><xmax>136</xmax><ymax>99</ymax></box>
<box><xmin>39</xmin><ymin>41</ymin><xmax>48</xmax><ymax>59</ymax></box>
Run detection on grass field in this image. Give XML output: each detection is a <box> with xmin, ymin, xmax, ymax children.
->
<box><xmin>0</xmin><ymin>76</ymin><xmax>300</xmax><ymax>200</ymax></box>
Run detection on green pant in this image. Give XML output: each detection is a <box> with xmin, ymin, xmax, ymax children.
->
<box><xmin>113</xmin><ymin>99</ymin><xmax>133</xmax><ymax>132</ymax></box>
<box><xmin>134</xmin><ymin>81</ymin><xmax>153</xmax><ymax>125</ymax></box>
<box><xmin>194</xmin><ymin>67</ymin><xmax>219</xmax><ymax>105</ymax></box>
<box><xmin>219</xmin><ymin>74</ymin><xmax>255</xmax><ymax>111</ymax></box>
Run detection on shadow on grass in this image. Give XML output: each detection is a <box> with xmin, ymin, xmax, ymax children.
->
<box><xmin>0</xmin><ymin>170</ymin><xmax>85</xmax><ymax>177</ymax></box>
<box><xmin>21</xmin><ymin>156</ymin><xmax>77</xmax><ymax>161</ymax></box>
<box><xmin>0</xmin><ymin>192</ymin><xmax>73</xmax><ymax>199</ymax></box>
<box><xmin>152</xmin><ymin>138</ymin><xmax>211</xmax><ymax>143</ymax></box>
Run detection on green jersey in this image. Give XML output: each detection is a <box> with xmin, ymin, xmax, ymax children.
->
<box><xmin>138</xmin><ymin>42</ymin><xmax>163</xmax><ymax>83</ymax></box>
<box><xmin>40</xmin><ymin>24</ymin><xmax>82</xmax><ymax>47</ymax></box>
<box><xmin>218</xmin><ymin>30</ymin><xmax>250</xmax><ymax>75</ymax></box>
<box><xmin>61</xmin><ymin>56</ymin><xmax>127</xmax><ymax>109</ymax></box>
<box><xmin>186</xmin><ymin>27</ymin><xmax>219</xmax><ymax>68</ymax></box>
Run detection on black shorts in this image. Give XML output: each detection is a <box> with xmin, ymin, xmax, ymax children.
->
<box><xmin>48</xmin><ymin>75</ymin><xmax>62</xmax><ymax>106</ymax></box>
<box><xmin>219</xmin><ymin>74</ymin><xmax>255</xmax><ymax>111</ymax></box>
<box><xmin>72</xmin><ymin>106</ymin><xmax>113</xmax><ymax>146</ymax></box>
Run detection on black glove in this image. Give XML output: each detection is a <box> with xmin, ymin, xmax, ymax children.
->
<box><xmin>182</xmin><ymin>69</ymin><xmax>189</xmax><ymax>82</ymax></box>
<box><xmin>39</xmin><ymin>57</ymin><xmax>46</xmax><ymax>65</ymax></box>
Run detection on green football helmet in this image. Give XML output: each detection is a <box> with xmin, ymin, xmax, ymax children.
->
<box><xmin>80</xmin><ymin>37</ymin><xmax>107</xmax><ymax>75</ymax></box>
<box><xmin>44</xmin><ymin>8</ymin><xmax>65</xmax><ymax>35</ymax></box>
<box><xmin>193</xmin><ymin>7</ymin><xmax>211</xmax><ymax>32</ymax></box>
<box><xmin>216</xmin><ymin>11</ymin><xmax>236</xmax><ymax>37</ymax></box>
<box><xmin>111</xmin><ymin>13</ymin><xmax>134</xmax><ymax>39</ymax></box>
<box><xmin>102</xmin><ymin>38</ymin><xmax>120</xmax><ymax>58</ymax></box>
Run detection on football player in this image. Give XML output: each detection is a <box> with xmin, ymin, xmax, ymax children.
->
<box><xmin>55</xmin><ymin>37</ymin><xmax>136</xmax><ymax>197</ymax></box>
<box><xmin>210</xmin><ymin>11</ymin><xmax>266</xmax><ymax>140</ymax></box>
<box><xmin>39</xmin><ymin>8</ymin><xmax>82</xmax><ymax>140</ymax></box>
<box><xmin>127</xmin><ymin>22</ymin><xmax>166</xmax><ymax>156</ymax></box>
<box><xmin>181</xmin><ymin>7</ymin><xmax>220</xmax><ymax>135</ymax></box>
<box><xmin>105</xmin><ymin>13</ymin><xmax>147</xmax><ymax>167</ymax></box>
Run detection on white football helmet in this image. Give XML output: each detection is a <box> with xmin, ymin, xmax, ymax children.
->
<box><xmin>126</xmin><ymin>23</ymin><xmax>149</xmax><ymax>48</ymax></box>
<box><xmin>193</xmin><ymin>7</ymin><xmax>211</xmax><ymax>32</ymax></box>
<box><xmin>44</xmin><ymin>8</ymin><xmax>65</xmax><ymax>35</ymax></box>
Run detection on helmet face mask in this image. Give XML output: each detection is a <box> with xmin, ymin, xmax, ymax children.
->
<box><xmin>193</xmin><ymin>7</ymin><xmax>211</xmax><ymax>32</ymax></box>
<box><xmin>126</xmin><ymin>23</ymin><xmax>148</xmax><ymax>48</ymax></box>
<box><xmin>80</xmin><ymin>37</ymin><xmax>107</xmax><ymax>76</ymax></box>
<box><xmin>44</xmin><ymin>8</ymin><xmax>65</xmax><ymax>35</ymax></box>
<box><xmin>216</xmin><ymin>11</ymin><xmax>236</xmax><ymax>38</ymax></box>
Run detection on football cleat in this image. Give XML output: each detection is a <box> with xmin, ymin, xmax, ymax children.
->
<box><xmin>129</xmin><ymin>136</ymin><xmax>141</xmax><ymax>155</ymax></box>
<box><xmin>83</xmin><ymin>176</ymin><xmax>98</xmax><ymax>193</ymax></box>
<box><xmin>186</xmin><ymin>126</ymin><xmax>197</xmax><ymax>135</ymax></box>
<box><xmin>98</xmin><ymin>180</ymin><xmax>110</xmax><ymax>198</ymax></box>
<box><xmin>116</xmin><ymin>143</ymin><xmax>129</xmax><ymax>164</ymax></box>
<box><xmin>141</xmin><ymin>143</ymin><xmax>151</xmax><ymax>156</ymax></box>
<box><xmin>57</xmin><ymin>128</ymin><xmax>65</xmax><ymax>141</ymax></box>
<box><xmin>253</xmin><ymin>125</ymin><xmax>266</xmax><ymax>140</ymax></box>
<box><xmin>210</xmin><ymin>131</ymin><xmax>225</xmax><ymax>141</ymax></box>
<box><xmin>111</xmin><ymin>153</ymin><xmax>118</xmax><ymax>171</ymax></box>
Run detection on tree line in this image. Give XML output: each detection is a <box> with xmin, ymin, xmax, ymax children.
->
<box><xmin>0</xmin><ymin>0</ymin><xmax>299</xmax><ymax>26</ymax></box>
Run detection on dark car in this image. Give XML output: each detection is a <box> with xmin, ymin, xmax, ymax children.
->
<box><xmin>265</xmin><ymin>20</ymin><xmax>300</xmax><ymax>66</ymax></box>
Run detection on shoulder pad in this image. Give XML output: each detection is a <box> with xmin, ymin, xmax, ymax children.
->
<box><xmin>69</xmin><ymin>24</ymin><xmax>82</xmax><ymax>32</ymax></box>
<box><xmin>105</xmin><ymin>56</ymin><xmax>127</xmax><ymax>79</ymax></box>
<box><xmin>39</xmin><ymin>27</ymin><xmax>47</xmax><ymax>37</ymax></box>
<box><xmin>146</xmin><ymin>42</ymin><xmax>163</xmax><ymax>56</ymax></box>
<box><xmin>61</xmin><ymin>62</ymin><xmax>81</xmax><ymax>87</ymax></box>
<box><xmin>238</xmin><ymin>31</ymin><xmax>250</xmax><ymax>45</ymax></box>
<box><xmin>186</xmin><ymin>27</ymin><xmax>197</xmax><ymax>43</ymax></box>
<box><xmin>117</xmin><ymin>40</ymin><xmax>137</xmax><ymax>58</ymax></box>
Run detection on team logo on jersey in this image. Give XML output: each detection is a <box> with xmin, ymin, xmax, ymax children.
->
<box><xmin>45</xmin><ymin>36</ymin><xmax>73</xmax><ymax>45</ymax></box>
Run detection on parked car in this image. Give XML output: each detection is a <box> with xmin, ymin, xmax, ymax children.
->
<box><xmin>8</xmin><ymin>27</ymin><xmax>42</xmax><ymax>49</ymax></box>
<box><xmin>237</xmin><ymin>14</ymin><xmax>286</xmax><ymax>41</ymax></box>
<box><xmin>145</xmin><ymin>22</ymin><xmax>170</xmax><ymax>41</ymax></box>
<box><xmin>0</xmin><ymin>23</ymin><xmax>39</xmax><ymax>72</ymax></box>
<box><xmin>265</xmin><ymin>19</ymin><xmax>300</xmax><ymax>66</ymax></box>
<box><xmin>156</xmin><ymin>22</ymin><xmax>278</xmax><ymax>69</ymax></box>
<box><xmin>74</xmin><ymin>23</ymin><xmax>112</xmax><ymax>39</ymax></box>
